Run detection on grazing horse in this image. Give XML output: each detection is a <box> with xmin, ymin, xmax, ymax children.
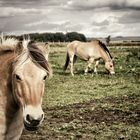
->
<box><xmin>0</xmin><ymin>37</ymin><xmax>52</xmax><ymax>140</ymax></box>
<box><xmin>64</xmin><ymin>40</ymin><xmax>115</xmax><ymax>76</ymax></box>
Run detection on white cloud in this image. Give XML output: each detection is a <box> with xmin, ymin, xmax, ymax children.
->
<box><xmin>0</xmin><ymin>0</ymin><xmax>140</xmax><ymax>37</ymax></box>
<box><xmin>0</xmin><ymin>7</ymin><xmax>51</xmax><ymax>17</ymax></box>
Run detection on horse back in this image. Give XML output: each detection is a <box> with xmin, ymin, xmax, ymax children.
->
<box><xmin>67</xmin><ymin>41</ymin><xmax>101</xmax><ymax>60</ymax></box>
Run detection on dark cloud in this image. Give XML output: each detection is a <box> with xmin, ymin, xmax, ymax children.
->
<box><xmin>119</xmin><ymin>11</ymin><xmax>140</xmax><ymax>24</ymax></box>
<box><xmin>0</xmin><ymin>0</ymin><xmax>67</xmax><ymax>8</ymax></box>
<box><xmin>63</xmin><ymin>0</ymin><xmax>140</xmax><ymax>12</ymax></box>
<box><xmin>110</xmin><ymin>4</ymin><xmax>140</xmax><ymax>11</ymax></box>
<box><xmin>1</xmin><ymin>0</ymin><xmax>140</xmax><ymax>11</ymax></box>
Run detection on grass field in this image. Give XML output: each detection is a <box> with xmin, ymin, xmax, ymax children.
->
<box><xmin>21</xmin><ymin>45</ymin><xmax>140</xmax><ymax>140</ymax></box>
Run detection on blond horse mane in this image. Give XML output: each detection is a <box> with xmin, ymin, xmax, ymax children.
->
<box><xmin>0</xmin><ymin>35</ymin><xmax>19</xmax><ymax>52</ymax></box>
<box><xmin>0</xmin><ymin>35</ymin><xmax>52</xmax><ymax>77</ymax></box>
<box><xmin>0</xmin><ymin>34</ymin><xmax>31</xmax><ymax>51</ymax></box>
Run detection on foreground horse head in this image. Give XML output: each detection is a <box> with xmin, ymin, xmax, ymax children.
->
<box><xmin>64</xmin><ymin>40</ymin><xmax>115</xmax><ymax>76</ymax></box>
<box><xmin>0</xmin><ymin>37</ymin><xmax>52</xmax><ymax>139</ymax></box>
<box><xmin>12</xmin><ymin>40</ymin><xmax>51</xmax><ymax>130</ymax></box>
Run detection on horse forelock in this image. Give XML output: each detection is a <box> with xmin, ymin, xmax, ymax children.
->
<box><xmin>22</xmin><ymin>39</ymin><xmax>30</xmax><ymax>49</ymax></box>
<box><xmin>27</xmin><ymin>42</ymin><xmax>52</xmax><ymax>77</ymax></box>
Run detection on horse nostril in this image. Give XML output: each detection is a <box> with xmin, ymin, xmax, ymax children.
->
<box><xmin>26</xmin><ymin>114</ymin><xmax>44</xmax><ymax>126</ymax></box>
<box><xmin>26</xmin><ymin>114</ymin><xmax>32</xmax><ymax>122</ymax></box>
<box><xmin>40</xmin><ymin>114</ymin><xmax>44</xmax><ymax>121</ymax></box>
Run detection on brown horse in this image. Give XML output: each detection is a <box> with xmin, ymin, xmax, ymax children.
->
<box><xmin>0</xmin><ymin>36</ymin><xmax>52</xmax><ymax>140</ymax></box>
<box><xmin>64</xmin><ymin>40</ymin><xmax>115</xmax><ymax>76</ymax></box>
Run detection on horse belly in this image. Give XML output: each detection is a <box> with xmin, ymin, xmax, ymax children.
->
<box><xmin>76</xmin><ymin>48</ymin><xmax>91</xmax><ymax>60</ymax></box>
<box><xmin>90</xmin><ymin>47</ymin><xmax>101</xmax><ymax>60</ymax></box>
<box><xmin>77</xmin><ymin>53</ymin><xmax>89</xmax><ymax>60</ymax></box>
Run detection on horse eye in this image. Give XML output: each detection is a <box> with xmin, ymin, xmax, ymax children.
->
<box><xmin>43</xmin><ymin>75</ymin><xmax>47</xmax><ymax>80</ymax></box>
<box><xmin>15</xmin><ymin>74</ymin><xmax>22</xmax><ymax>81</ymax></box>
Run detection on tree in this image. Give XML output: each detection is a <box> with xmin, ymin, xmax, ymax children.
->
<box><xmin>66</xmin><ymin>32</ymin><xmax>86</xmax><ymax>42</ymax></box>
<box><xmin>106</xmin><ymin>35</ymin><xmax>111</xmax><ymax>46</ymax></box>
<box><xmin>54</xmin><ymin>32</ymin><xmax>66</xmax><ymax>42</ymax></box>
<box><xmin>10</xmin><ymin>32</ymin><xmax>87</xmax><ymax>42</ymax></box>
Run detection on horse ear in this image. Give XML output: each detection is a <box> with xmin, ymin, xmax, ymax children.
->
<box><xmin>43</xmin><ymin>42</ymin><xmax>50</xmax><ymax>60</ymax></box>
<box><xmin>15</xmin><ymin>41</ymin><xmax>23</xmax><ymax>54</ymax></box>
<box><xmin>35</xmin><ymin>42</ymin><xmax>50</xmax><ymax>60</ymax></box>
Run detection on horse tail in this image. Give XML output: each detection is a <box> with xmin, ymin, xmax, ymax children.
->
<box><xmin>98</xmin><ymin>40</ymin><xmax>113</xmax><ymax>59</ymax></box>
<box><xmin>63</xmin><ymin>52</ymin><xmax>70</xmax><ymax>71</ymax></box>
<box><xmin>73</xmin><ymin>55</ymin><xmax>77</xmax><ymax>64</ymax></box>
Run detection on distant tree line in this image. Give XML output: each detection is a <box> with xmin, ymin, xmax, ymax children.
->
<box><xmin>7</xmin><ymin>32</ymin><xmax>87</xmax><ymax>42</ymax></box>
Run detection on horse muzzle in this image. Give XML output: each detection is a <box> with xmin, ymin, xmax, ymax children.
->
<box><xmin>23</xmin><ymin>105</ymin><xmax>44</xmax><ymax>131</ymax></box>
<box><xmin>110</xmin><ymin>71</ymin><xmax>115</xmax><ymax>75</ymax></box>
<box><xmin>24</xmin><ymin>113</ymin><xmax>44</xmax><ymax>131</ymax></box>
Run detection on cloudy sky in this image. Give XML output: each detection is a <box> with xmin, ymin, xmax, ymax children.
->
<box><xmin>0</xmin><ymin>0</ymin><xmax>140</xmax><ymax>37</ymax></box>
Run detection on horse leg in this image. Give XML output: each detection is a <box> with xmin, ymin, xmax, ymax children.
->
<box><xmin>85</xmin><ymin>58</ymin><xmax>94</xmax><ymax>75</ymax></box>
<box><xmin>70</xmin><ymin>55</ymin><xmax>74</xmax><ymax>76</ymax></box>
<box><xmin>73</xmin><ymin>55</ymin><xmax>77</xmax><ymax>64</ymax></box>
<box><xmin>94</xmin><ymin>60</ymin><xmax>99</xmax><ymax>74</ymax></box>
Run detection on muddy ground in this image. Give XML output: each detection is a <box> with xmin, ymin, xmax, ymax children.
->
<box><xmin>20</xmin><ymin>93</ymin><xmax>140</xmax><ymax>140</ymax></box>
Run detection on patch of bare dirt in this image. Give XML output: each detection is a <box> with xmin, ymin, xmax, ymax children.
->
<box><xmin>20</xmin><ymin>94</ymin><xmax>140</xmax><ymax>140</ymax></box>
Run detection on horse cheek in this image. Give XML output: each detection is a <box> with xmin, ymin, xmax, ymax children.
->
<box><xmin>14</xmin><ymin>83</ymin><xmax>25</xmax><ymax>106</ymax></box>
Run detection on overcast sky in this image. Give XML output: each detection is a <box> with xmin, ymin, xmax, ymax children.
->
<box><xmin>0</xmin><ymin>0</ymin><xmax>140</xmax><ymax>37</ymax></box>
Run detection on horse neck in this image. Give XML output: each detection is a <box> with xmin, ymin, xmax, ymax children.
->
<box><xmin>0</xmin><ymin>52</ymin><xmax>14</xmax><ymax>100</ymax></box>
<box><xmin>100</xmin><ymin>49</ymin><xmax>112</xmax><ymax>62</ymax></box>
<box><xmin>6</xmin><ymin>66</ymin><xmax>23</xmax><ymax>139</ymax></box>
<box><xmin>1</xmin><ymin>52</ymin><xmax>20</xmax><ymax>109</ymax></box>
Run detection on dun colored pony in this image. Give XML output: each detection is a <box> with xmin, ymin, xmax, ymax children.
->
<box><xmin>0</xmin><ymin>36</ymin><xmax>52</xmax><ymax>140</ymax></box>
<box><xmin>64</xmin><ymin>40</ymin><xmax>115</xmax><ymax>76</ymax></box>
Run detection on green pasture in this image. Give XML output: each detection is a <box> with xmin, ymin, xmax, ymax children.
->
<box><xmin>44</xmin><ymin>46</ymin><xmax>140</xmax><ymax>107</ymax></box>
<box><xmin>21</xmin><ymin>46</ymin><xmax>140</xmax><ymax>140</ymax></box>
